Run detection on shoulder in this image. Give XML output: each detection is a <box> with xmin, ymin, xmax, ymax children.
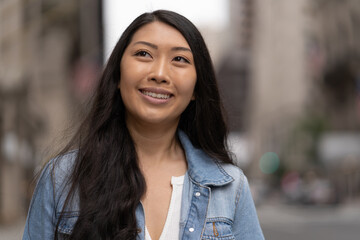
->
<box><xmin>222</xmin><ymin>165</ymin><xmax>264</xmax><ymax>239</ymax></box>
<box><xmin>36</xmin><ymin>150</ymin><xmax>78</xmax><ymax>207</ymax></box>
<box><xmin>219</xmin><ymin>162</ymin><xmax>246</xmax><ymax>188</ymax></box>
<box><xmin>214</xmin><ymin>162</ymin><xmax>248</xmax><ymax>203</ymax></box>
<box><xmin>203</xmin><ymin>161</ymin><xmax>245</xmax><ymax>201</ymax></box>
<box><xmin>35</xmin><ymin>150</ymin><xmax>77</xmax><ymax>187</ymax></box>
<box><xmin>220</xmin><ymin>162</ymin><xmax>245</xmax><ymax>181</ymax></box>
<box><xmin>221</xmin><ymin>163</ymin><xmax>255</xmax><ymax>207</ymax></box>
<box><xmin>49</xmin><ymin>150</ymin><xmax>78</xmax><ymax>183</ymax></box>
<box><xmin>205</xmin><ymin>162</ymin><xmax>251</xmax><ymax>219</ymax></box>
<box><xmin>23</xmin><ymin>151</ymin><xmax>79</xmax><ymax>239</ymax></box>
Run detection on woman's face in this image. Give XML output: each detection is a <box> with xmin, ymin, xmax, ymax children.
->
<box><xmin>119</xmin><ymin>21</ymin><xmax>197</xmax><ymax>126</ymax></box>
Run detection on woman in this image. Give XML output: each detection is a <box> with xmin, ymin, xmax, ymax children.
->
<box><xmin>23</xmin><ymin>10</ymin><xmax>264</xmax><ymax>240</ymax></box>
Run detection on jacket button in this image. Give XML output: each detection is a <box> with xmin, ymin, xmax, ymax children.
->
<box><xmin>195</xmin><ymin>192</ymin><xmax>201</xmax><ymax>197</ymax></box>
<box><xmin>189</xmin><ymin>227</ymin><xmax>195</xmax><ymax>232</ymax></box>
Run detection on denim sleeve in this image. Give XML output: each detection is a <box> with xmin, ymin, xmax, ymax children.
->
<box><xmin>232</xmin><ymin>175</ymin><xmax>265</xmax><ymax>240</ymax></box>
<box><xmin>23</xmin><ymin>162</ymin><xmax>56</xmax><ymax>240</ymax></box>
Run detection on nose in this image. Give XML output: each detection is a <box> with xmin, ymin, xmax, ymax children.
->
<box><xmin>149</xmin><ymin>58</ymin><xmax>169</xmax><ymax>84</ymax></box>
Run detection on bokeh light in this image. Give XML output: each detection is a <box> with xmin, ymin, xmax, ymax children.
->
<box><xmin>259</xmin><ymin>152</ymin><xmax>280</xmax><ymax>174</ymax></box>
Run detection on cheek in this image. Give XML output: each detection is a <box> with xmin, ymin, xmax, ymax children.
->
<box><xmin>118</xmin><ymin>56</ymin><xmax>136</xmax><ymax>88</ymax></box>
<box><xmin>180</xmin><ymin>74</ymin><xmax>197</xmax><ymax>98</ymax></box>
<box><xmin>187</xmin><ymin>81</ymin><xmax>196</xmax><ymax>98</ymax></box>
<box><xmin>119</xmin><ymin>63</ymin><xmax>150</xmax><ymax>90</ymax></box>
<box><xmin>119</xmin><ymin>71</ymin><xmax>134</xmax><ymax>102</ymax></box>
<box><xmin>119</xmin><ymin>61</ymin><xmax>137</xmax><ymax>91</ymax></box>
<box><xmin>174</xmin><ymin>66</ymin><xmax>196</xmax><ymax>93</ymax></box>
<box><xmin>119</xmin><ymin>74</ymin><xmax>128</xmax><ymax>94</ymax></box>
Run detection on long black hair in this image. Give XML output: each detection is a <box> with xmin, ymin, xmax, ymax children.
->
<box><xmin>54</xmin><ymin>10</ymin><xmax>232</xmax><ymax>240</ymax></box>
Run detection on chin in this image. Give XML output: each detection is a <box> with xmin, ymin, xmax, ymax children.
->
<box><xmin>139</xmin><ymin>113</ymin><xmax>179</xmax><ymax>126</ymax></box>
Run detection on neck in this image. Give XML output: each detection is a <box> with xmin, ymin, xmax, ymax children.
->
<box><xmin>126</xmin><ymin>118</ymin><xmax>182</xmax><ymax>166</ymax></box>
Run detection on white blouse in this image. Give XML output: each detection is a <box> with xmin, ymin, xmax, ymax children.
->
<box><xmin>145</xmin><ymin>175</ymin><xmax>184</xmax><ymax>240</ymax></box>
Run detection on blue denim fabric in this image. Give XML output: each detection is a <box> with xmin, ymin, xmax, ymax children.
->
<box><xmin>23</xmin><ymin>131</ymin><xmax>264</xmax><ymax>239</ymax></box>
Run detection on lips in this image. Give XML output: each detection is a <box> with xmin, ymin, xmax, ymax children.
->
<box><xmin>139</xmin><ymin>88</ymin><xmax>173</xmax><ymax>100</ymax></box>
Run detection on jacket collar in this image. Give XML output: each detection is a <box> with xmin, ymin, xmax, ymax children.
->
<box><xmin>178</xmin><ymin>130</ymin><xmax>234</xmax><ymax>186</ymax></box>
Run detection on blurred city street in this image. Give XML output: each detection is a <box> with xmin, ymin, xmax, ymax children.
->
<box><xmin>258</xmin><ymin>201</ymin><xmax>360</xmax><ymax>240</ymax></box>
<box><xmin>1</xmin><ymin>0</ymin><xmax>360</xmax><ymax>239</ymax></box>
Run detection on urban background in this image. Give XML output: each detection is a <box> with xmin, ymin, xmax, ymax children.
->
<box><xmin>1</xmin><ymin>0</ymin><xmax>360</xmax><ymax>239</ymax></box>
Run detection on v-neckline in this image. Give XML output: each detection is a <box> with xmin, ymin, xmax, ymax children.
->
<box><xmin>145</xmin><ymin>175</ymin><xmax>184</xmax><ymax>240</ymax></box>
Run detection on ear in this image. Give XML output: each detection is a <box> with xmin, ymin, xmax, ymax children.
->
<box><xmin>191</xmin><ymin>93</ymin><xmax>195</xmax><ymax>101</ymax></box>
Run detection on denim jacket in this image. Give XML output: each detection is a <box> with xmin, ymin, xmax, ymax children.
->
<box><xmin>23</xmin><ymin>131</ymin><xmax>264</xmax><ymax>239</ymax></box>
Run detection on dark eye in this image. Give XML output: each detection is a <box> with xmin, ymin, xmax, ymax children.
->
<box><xmin>173</xmin><ymin>56</ymin><xmax>190</xmax><ymax>63</ymax></box>
<box><xmin>135</xmin><ymin>51</ymin><xmax>151</xmax><ymax>58</ymax></box>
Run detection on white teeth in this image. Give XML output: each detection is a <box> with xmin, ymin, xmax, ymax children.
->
<box><xmin>142</xmin><ymin>91</ymin><xmax>171</xmax><ymax>99</ymax></box>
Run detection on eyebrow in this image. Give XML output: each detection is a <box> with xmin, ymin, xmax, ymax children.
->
<box><xmin>172</xmin><ymin>46</ymin><xmax>192</xmax><ymax>53</ymax></box>
<box><xmin>134</xmin><ymin>41</ymin><xmax>158</xmax><ymax>49</ymax></box>
<box><xmin>133</xmin><ymin>41</ymin><xmax>192</xmax><ymax>53</ymax></box>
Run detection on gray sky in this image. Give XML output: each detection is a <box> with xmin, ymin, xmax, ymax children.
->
<box><xmin>103</xmin><ymin>0</ymin><xmax>229</xmax><ymax>61</ymax></box>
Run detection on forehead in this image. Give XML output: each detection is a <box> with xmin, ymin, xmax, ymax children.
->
<box><xmin>130</xmin><ymin>21</ymin><xmax>190</xmax><ymax>48</ymax></box>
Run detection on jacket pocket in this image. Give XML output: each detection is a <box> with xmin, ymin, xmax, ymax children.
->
<box><xmin>201</xmin><ymin>218</ymin><xmax>235</xmax><ymax>240</ymax></box>
<box><xmin>56</xmin><ymin>211</ymin><xmax>79</xmax><ymax>235</ymax></box>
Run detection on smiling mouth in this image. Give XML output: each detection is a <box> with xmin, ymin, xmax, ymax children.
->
<box><xmin>140</xmin><ymin>90</ymin><xmax>172</xmax><ymax>99</ymax></box>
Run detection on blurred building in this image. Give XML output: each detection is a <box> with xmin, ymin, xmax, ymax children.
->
<box><xmin>307</xmin><ymin>0</ymin><xmax>360</xmax><ymax>201</ymax></box>
<box><xmin>0</xmin><ymin>0</ymin><xmax>102</xmax><ymax>224</ymax></box>
<box><xmin>250</xmin><ymin>0</ymin><xmax>360</xmax><ymax>201</ymax></box>
<box><xmin>217</xmin><ymin>0</ymin><xmax>253</xmax><ymax>133</ymax></box>
<box><xmin>308</xmin><ymin>0</ymin><xmax>360</xmax><ymax>130</ymax></box>
<box><xmin>218</xmin><ymin>0</ymin><xmax>360</xmax><ymax>202</ymax></box>
<box><xmin>249</xmin><ymin>0</ymin><xmax>310</xmax><ymax>173</ymax></box>
<box><xmin>214</xmin><ymin>0</ymin><xmax>254</xmax><ymax>167</ymax></box>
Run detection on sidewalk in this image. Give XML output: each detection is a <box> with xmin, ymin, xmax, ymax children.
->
<box><xmin>0</xmin><ymin>219</ymin><xmax>25</xmax><ymax>240</ymax></box>
<box><xmin>257</xmin><ymin>201</ymin><xmax>360</xmax><ymax>240</ymax></box>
